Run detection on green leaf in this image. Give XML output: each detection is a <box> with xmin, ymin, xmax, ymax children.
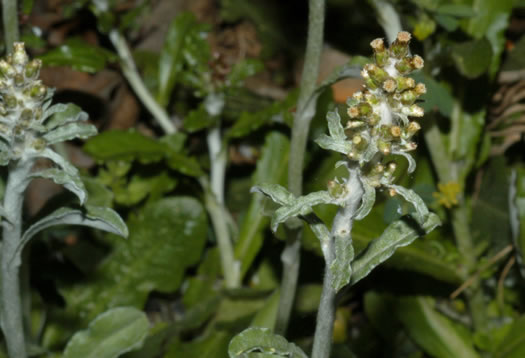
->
<box><xmin>166</xmin><ymin>331</ymin><xmax>231</xmax><ymax>358</ymax></box>
<box><xmin>183</xmin><ymin>104</ymin><xmax>218</xmax><ymax>132</ymax></box>
<box><xmin>43</xmin><ymin>103</ymin><xmax>89</xmax><ymax>130</ymax></box>
<box><xmin>272</xmin><ymin>191</ymin><xmax>333</xmax><ymax>232</ymax></box>
<box><xmin>30</xmin><ymin>168</ymin><xmax>87</xmax><ymax>204</ymax></box>
<box><xmin>451</xmin><ymin>37</ymin><xmax>493</xmax><ymax>79</ymax></box>
<box><xmin>228</xmin><ymin>327</ymin><xmax>308</xmax><ymax>358</ymax></box>
<box><xmin>166</xmin><ymin>151</ymin><xmax>204</xmax><ymax>177</ymax></box>
<box><xmin>228</xmin><ymin>59</ymin><xmax>264</xmax><ymax>87</ymax></box>
<box><xmin>63</xmin><ymin>307</ymin><xmax>149</xmax><ymax>358</ymax></box>
<box><xmin>251</xmin><ymin>183</ymin><xmax>295</xmax><ymax>207</ymax></box>
<box><xmin>351</xmin><ymin>213</ymin><xmax>441</xmax><ymax>285</ymax></box>
<box><xmin>157</xmin><ymin>13</ymin><xmax>197</xmax><ymax>106</ymax></box>
<box><xmin>43</xmin><ymin>122</ymin><xmax>97</xmax><ymax>144</ymax></box>
<box><xmin>21</xmin><ymin>205</ymin><xmax>127</xmax><ymax>249</ymax></box>
<box><xmin>251</xmin><ymin>290</ymin><xmax>280</xmax><ymax>330</ymax></box>
<box><xmin>37</xmin><ymin>148</ymin><xmax>79</xmax><ymax>176</ymax></box>
<box><xmin>354</xmin><ymin>178</ymin><xmax>376</xmax><ymax>221</ymax></box>
<box><xmin>22</xmin><ymin>0</ymin><xmax>34</xmax><ymax>14</ymax></box>
<box><xmin>235</xmin><ymin>132</ymin><xmax>289</xmax><ymax>279</ymax></box>
<box><xmin>326</xmin><ymin>111</ymin><xmax>345</xmax><ymax>141</ymax></box>
<box><xmin>388</xmin><ymin>185</ymin><xmax>429</xmax><ymax>225</ymax></box>
<box><xmin>331</xmin><ymin>234</ymin><xmax>354</xmax><ymax>292</ymax></box>
<box><xmin>494</xmin><ymin>315</ymin><xmax>525</xmax><ymax>357</ymax></box>
<box><xmin>39</xmin><ymin>38</ymin><xmax>116</xmax><ymax>73</ymax></box>
<box><xmin>397</xmin><ymin>296</ymin><xmax>480</xmax><ymax>358</ymax></box>
<box><xmin>315</xmin><ymin>134</ymin><xmax>353</xmax><ymax>155</ymax></box>
<box><xmin>434</xmin><ymin>14</ymin><xmax>459</xmax><ymax>31</ymax></box>
<box><xmin>83</xmin><ymin>130</ymin><xmax>167</xmax><ymax>163</ymax></box>
<box><xmin>436</xmin><ymin>4</ymin><xmax>476</xmax><ymax>17</ymax></box>
<box><xmin>61</xmin><ymin>197</ymin><xmax>207</xmax><ymax>323</ymax></box>
<box><xmin>412</xmin><ymin>72</ymin><xmax>454</xmax><ymax>117</ymax></box>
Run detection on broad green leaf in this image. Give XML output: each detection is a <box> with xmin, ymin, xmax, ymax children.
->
<box><xmin>43</xmin><ymin>103</ymin><xmax>89</xmax><ymax>129</ymax></box>
<box><xmin>183</xmin><ymin>104</ymin><xmax>218</xmax><ymax>132</ymax></box>
<box><xmin>351</xmin><ymin>213</ymin><xmax>441</xmax><ymax>285</ymax></box>
<box><xmin>157</xmin><ymin>12</ymin><xmax>197</xmax><ymax>107</ymax></box>
<box><xmin>494</xmin><ymin>315</ymin><xmax>525</xmax><ymax>358</ymax></box>
<box><xmin>83</xmin><ymin>130</ymin><xmax>166</xmax><ymax>163</ymax></box>
<box><xmin>235</xmin><ymin>132</ymin><xmax>289</xmax><ymax>279</ymax></box>
<box><xmin>113</xmin><ymin>172</ymin><xmax>177</xmax><ymax>206</ymax></box>
<box><xmin>434</xmin><ymin>14</ymin><xmax>459</xmax><ymax>31</ymax></box>
<box><xmin>228</xmin><ymin>327</ymin><xmax>308</xmax><ymax>358</ymax></box>
<box><xmin>251</xmin><ymin>290</ymin><xmax>280</xmax><ymax>330</ymax></box>
<box><xmin>19</xmin><ymin>205</ymin><xmax>127</xmax><ymax>258</ymax></box>
<box><xmin>412</xmin><ymin>72</ymin><xmax>454</xmax><ymax>117</ymax></box>
<box><xmin>123</xmin><ymin>323</ymin><xmax>174</xmax><ymax>358</ymax></box>
<box><xmin>43</xmin><ymin>122</ymin><xmax>97</xmax><ymax>144</ymax></box>
<box><xmin>272</xmin><ymin>191</ymin><xmax>333</xmax><ymax>232</ymax></box>
<box><xmin>166</xmin><ymin>151</ymin><xmax>204</xmax><ymax>177</ymax></box>
<box><xmin>63</xmin><ymin>307</ymin><xmax>149</xmax><ymax>358</ymax></box>
<box><xmin>451</xmin><ymin>37</ymin><xmax>493</xmax><ymax>79</ymax></box>
<box><xmin>331</xmin><ymin>234</ymin><xmax>354</xmax><ymax>291</ymax></box>
<box><xmin>166</xmin><ymin>331</ymin><xmax>231</xmax><ymax>358</ymax></box>
<box><xmin>354</xmin><ymin>178</ymin><xmax>376</xmax><ymax>221</ymax></box>
<box><xmin>436</xmin><ymin>4</ymin><xmax>476</xmax><ymax>17</ymax></box>
<box><xmin>22</xmin><ymin>0</ymin><xmax>34</xmax><ymax>14</ymax></box>
<box><xmin>397</xmin><ymin>296</ymin><xmax>480</xmax><ymax>358</ymax></box>
<box><xmin>61</xmin><ymin>197</ymin><xmax>207</xmax><ymax>323</ymax></box>
<box><xmin>30</xmin><ymin>168</ymin><xmax>87</xmax><ymax>204</ymax></box>
<box><xmin>39</xmin><ymin>38</ymin><xmax>116</xmax><ymax>73</ymax></box>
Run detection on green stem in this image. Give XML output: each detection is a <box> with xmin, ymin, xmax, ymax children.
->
<box><xmin>109</xmin><ymin>29</ymin><xmax>176</xmax><ymax>134</ymax></box>
<box><xmin>1</xmin><ymin>160</ymin><xmax>32</xmax><ymax>358</ymax></box>
<box><xmin>2</xmin><ymin>0</ymin><xmax>19</xmax><ymax>53</ymax></box>
<box><xmin>312</xmin><ymin>168</ymin><xmax>363</xmax><ymax>358</ymax></box>
<box><xmin>275</xmin><ymin>0</ymin><xmax>326</xmax><ymax>335</ymax></box>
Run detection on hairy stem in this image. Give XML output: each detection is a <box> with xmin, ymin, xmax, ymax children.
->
<box><xmin>275</xmin><ymin>0</ymin><xmax>326</xmax><ymax>335</ymax></box>
<box><xmin>1</xmin><ymin>160</ymin><xmax>32</xmax><ymax>358</ymax></box>
<box><xmin>109</xmin><ymin>29</ymin><xmax>176</xmax><ymax>134</ymax></box>
<box><xmin>204</xmin><ymin>127</ymin><xmax>238</xmax><ymax>288</ymax></box>
<box><xmin>312</xmin><ymin>169</ymin><xmax>363</xmax><ymax>358</ymax></box>
<box><xmin>2</xmin><ymin>0</ymin><xmax>19</xmax><ymax>53</ymax></box>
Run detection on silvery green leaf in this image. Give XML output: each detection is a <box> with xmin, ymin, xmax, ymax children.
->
<box><xmin>37</xmin><ymin>148</ymin><xmax>79</xmax><ymax>176</ymax></box>
<box><xmin>251</xmin><ymin>183</ymin><xmax>295</xmax><ymax>206</ymax></box>
<box><xmin>359</xmin><ymin>141</ymin><xmax>378</xmax><ymax>165</ymax></box>
<box><xmin>43</xmin><ymin>122</ymin><xmax>97</xmax><ymax>144</ymax></box>
<box><xmin>271</xmin><ymin>191</ymin><xmax>333</xmax><ymax>232</ymax></box>
<box><xmin>0</xmin><ymin>151</ymin><xmax>10</xmax><ymax>166</ymax></box>
<box><xmin>326</xmin><ymin>111</ymin><xmax>345</xmax><ymax>141</ymax></box>
<box><xmin>354</xmin><ymin>178</ymin><xmax>376</xmax><ymax>221</ymax></box>
<box><xmin>389</xmin><ymin>184</ymin><xmax>429</xmax><ymax>225</ymax></box>
<box><xmin>30</xmin><ymin>168</ymin><xmax>87</xmax><ymax>205</ymax></box>
<box><xmin>63</xmin><ymin>307</ymin><xmax>149</xmax><ymax>358</ymax></box>
<box><xmin>16</xmin><ymin>206</ymin><xmax>128</xmax><ymax>260</ymax></box>
<box><xmin>330</xmin><ymin>235</ymin><xmax>354</xmax><ymax>292</ymax></box>
<box><xmin>392</xmin><ymin>150</ymin><xmax>416</xmax><ymax>173</ymax></box>
<box><xmin>228</xmin><ymin>327</ymin><xmax>308</xmax><ymax>358</ymax></box>
<box><xmin>351</xmin><ymin>212</ymin><xmax>441</xmax><ymax>285</ymax></box>
<box><xmin>315</xmin><ymin>134</ymin><xmax>352</xmax><ymax>155</ymax></box>
<box><xmin>43</xmin><ymin>103</ymin><xmax>89</xmax><ymax>129</ymax></box>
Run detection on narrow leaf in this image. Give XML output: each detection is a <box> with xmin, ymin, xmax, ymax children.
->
<box><xmin>315</xmin><ymin>134</ymin><xmax>352</xmax><ymax>155</ymax></box>
<box><xmin>351</xmin><ymin>213</ymin><xmax>441</xmax><ymax>285</ymax></box>
<box><xmin>251</xmin><ymin>183</ymin><xmax>295</xmax><ymax>206</ymax></box>
<box><xmin>389</xmin><ymin>185</ymin><xmax>429</xmax><ymax>225</ymax></box>
<box><xmin>392</xmin><ymin>150</ymin><xmax>416</xmax><ymax>173</ymax></box>
<box><xmin>37</xmin><ymin>148</ymin><xmax>79</xmax><ymax>176</ymax></box>
<box><xmin>43</xmin><ymin>122</ymin><xmax>97</xmax><ymax>144</ymax></box>
<box><xmin>30</xmin><ymin>168</ymin><xmax>87</xmax><ymax>205</ymax></box>
<box><xmin>354</xmin><ymin>178</ymin><xmax>376</xmax><ymax>221</ymax></box>
<box><xmin>43</xmin><ymin>103</ymin><xmax>88</xmax><ymax>129</ymax></box>
<box><xmin>228</xmin><ymin>327</ymin><xmax>308</xmax><ymax>358</ymax></box>
<box><xmin>272</xmin><ymin>191</ymin><xmax>333</xmax><ymax>232</ymax></box>
<box><xmin>326</xmin><ymin>111</ymin><xmax>345</xmax><ymax>141</ymax></box>
<box><xmin>63</xmin><ymin>307</ymin><xmax>149</xmax><ymax>358</ymax></box>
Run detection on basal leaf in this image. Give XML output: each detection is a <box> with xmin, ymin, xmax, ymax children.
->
<box><xmin>228</xmin><ymin>327</ymin><xmax>308</xmax><ymax>358</ymax></box>
<box><xmin>235</xmin><ymin>132</ymin><xmax>289</xmax><ymax>279</ymax></box>
<box><xmin>63</xmin><ymin>307</ymin><xmax>149</xmax><ymax>358</ymax></box>
<box><xmin>351</xmin><ymin>213</ymin><xmax>441</xmax><ymax>285</ymax></box>
<box><xmin>60</xmin><ymin>197</ymin><xmax>207</xmax><ymax>323</ymax></box>
<box><xmin>83</xmin><ymin>129</ymin><xmax>167</xmax><ymax>163</ymax></box>
<box><xmin>43</xmin><ymin>122</ymin><xmax>97</xmax><ymax>144</ymax></box>
<box><xmin>30</xmin><ymin>168</ymin><xmax>87</xmax><ymax>204</ymax></box>
<box><xmin>397</xmin><ymin>296</ymin><xmax>480</xmax><ymax>358</ymax></box>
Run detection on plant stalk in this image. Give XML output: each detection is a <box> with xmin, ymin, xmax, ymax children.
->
<box><xmin>2</xmin><ymin>0</ymin><xmax>19</xmax><ymax>53</ymax></box>
<box><xmin>275</xmin><ymin>0</ymin><xmax>326</xmax><ymax>335</ymax></box>
<box><xmin>109</xmin><ymin>29</ymin><xmax>176</xmax><ymax>134</ymax></box>
<box><xmin>312</xmin><ymin>168</ymin><xmax>363</xmax><ymax>358</ymax></box>
<box><xmin>1</xmin><ymin>160</ymin><xmax>32</xmax><ymax>358</ymax></box>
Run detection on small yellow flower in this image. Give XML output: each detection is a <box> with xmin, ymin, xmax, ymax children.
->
<box><xmin>433</xmin><ymin>182</ymin><xmax>460</xmax><ymax>208</ymax></box>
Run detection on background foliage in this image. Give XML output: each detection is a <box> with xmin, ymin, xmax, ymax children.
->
<box><xmin>5</xmin><ymin>0</ymin><xmax>525</xmax><ymax>356</ymax></box>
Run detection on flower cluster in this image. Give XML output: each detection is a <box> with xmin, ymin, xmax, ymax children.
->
<box><xmin>342</xmin><ymin>31</ymin><xmax>426</xmax><ymax>189</ymax></box>
<box><xmin>0</xmin><ymin>43</ymin><xmax>50</xmax><ymax>163</ymax></box>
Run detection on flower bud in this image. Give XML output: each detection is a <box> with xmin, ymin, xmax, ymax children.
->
<box><xmin>405</xmin><ymin>142</ymin><xmax>418</xmax><ymax>151</ymax></box>
<box><xmin>414</xmin><ymin>83</ymin><xmax>426</xmax><ymax>95</ymax></box>
<box><xmin>366</xmin><ymin>64</ymin><xmax>389</xmax><ymax>85</ymax></box>
<box><xmin>352</xmin><ymin>134</ymin><xmax>368</xmax><ymax>150</ymax></box>
<box><xmin>12</xmin><ymin>43</ymin><xmax>28</xmax><ymax>66</ymax></box>
<box><xmin>328</xmin><ymin>180</ymin><xmax>345</xmax><ymax>198</ymax></box>
<box><xmin>390</xmin><ymin>125</ymin><xmax>401</xmax><ymax>138</ymax></box>
<box><xmin>31</xmin><ymin>138</ymin><xmax>46</xmax><ymax>151</ymax></box>
<box><xmin>358</xmin><ymin>102</ymin><xmax>373</xmax><ymax>116</ymax></box>
<box><xmin>30</xmin><ymin>84</ymin><xmax>46</xmax><ymax>98</ymax></box>
<box><xmin>395</xmin><ymin>57</ymin><xmax>412</xmax><ymax>74</ymax></box>
<box><xmin>396</xmin><ymin>77</ymin><xmax>415</xmax><ymax>91</ymax></box>
<box><xmin>5</xmin><ymin>95</ymin><xmax>17</xmax><ymax>108</ymax></box>
<box><xmin>388</xmin><ymin>188</ymin><xmax>397</xmax><ymax>197</ymax></box>
<box><xmin>0</xmin><ymin>60</ymin><xmax>14</xmax><ymax>78</ymax></box>
<box><xmin>383</xmin><ymin>78</ymin><xmax>396</xmax><ymax>93</ymax></box>
<box><xmin>401</xmin><ymin>90</ymin><xmax>417</xmax><ymax>105</ymax></box>
<box><xmin>24</xmin><ymin>59</ymin><xmax>42</xmax><ymax>79</ymax></box>
<box><xmin>411</xmin><ymin>55</ymin><xmax>424</xmax><ymax>70</ymax></box>
<box><xmin>403</xmin><ymin>104</ymin><xmax>424</xmax><ymax>117</ymax></box>
<box><xmin>14</xmin><ymin>74</ymin><xmax>24</xmax><ymax>87</ymax></box>
<box><xmin>347</xmin><ymin>106</ymin><xmax>360</xmax><ymax>118</ymax></box>
<box><xmin>389</xmin><ymin>32</ymin><xmax>411</xmax><ymax>58</ymax></box>
<box><xmin>378</xmin><ymin>140</ymin><xmax>391</xmax><ymax>155</ymax></box>
<box><xmin>406</xmin><ymin>121</ymin><xmax>421</xmax><ymax>136</ymax></box>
